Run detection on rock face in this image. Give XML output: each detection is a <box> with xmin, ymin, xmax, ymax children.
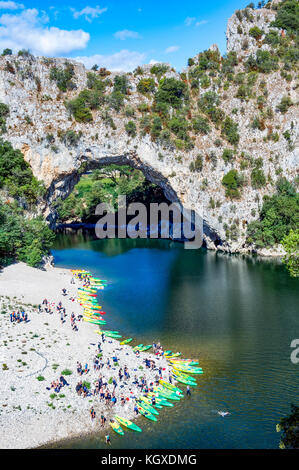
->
<box><xmin>226</xmin><ymin>6</ymin><xmax>277</xmax><ymax>55</ymax></box>
<box><xmin>0</xmin><ymin>4</ymin><xmax>298</xmax><ymax>254</ymax></box>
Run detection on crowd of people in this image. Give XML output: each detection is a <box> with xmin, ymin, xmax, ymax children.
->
<box><xmin>9</xmin><ymin>310</ymin><xmax>28</xmax><ymax>323</ymax></box>
<box><xmin>74</xmin><ymin>338</ymin><xmax>169</xmax><ymax>415</ymax></box>
<box><xmin>152</xmin><ymin>342</ymin><xmax>165</xmax><ymax>356</ymax></box>
<box><xmin>47</xmin><ymin>375</ymin><xmax>69</xmax><ymax>393</ymax></box>
<box><xmin>38</xmin><ymin>297</ymin><xmax>82</xmax><ymax>332</ymax></box>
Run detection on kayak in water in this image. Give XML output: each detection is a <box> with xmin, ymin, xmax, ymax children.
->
<box><xmin>110</xmin><ymin>420</ymin><xmax>124</xmax><ymax>435</ymax></box>
<box><xmin>120</xmin><ymin>338</ymin><xmax>133</xmax><ymax>345</ymax></box>
<box><xmin>115</xmin><ymin>416</ymin><xmax>142</xmax><ymax>432</ymax></box>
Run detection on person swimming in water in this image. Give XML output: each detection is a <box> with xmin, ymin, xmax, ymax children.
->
<box><xmin>218</xmin><ymin>411</ymin><xmax>231</xmax><ymax>417</ymax></box>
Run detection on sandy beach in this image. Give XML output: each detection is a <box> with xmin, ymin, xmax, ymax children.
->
<box><xmin>0</xmin><ymin>262</ymin><xmax>170</xmax><ymax>449</ymax></box>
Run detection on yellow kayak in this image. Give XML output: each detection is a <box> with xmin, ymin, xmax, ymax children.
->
<box><xmin>110</xmin><ymin>421</ymin><xmax>124</xmax><ymax>435</ymax></box>
<box><xmin>115</xmin><ymin>416</ymin><xmax>142</xmax><ymax>432</ymax></box>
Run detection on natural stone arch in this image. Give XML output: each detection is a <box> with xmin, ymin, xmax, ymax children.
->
<box><xmin>45</xmin><ymin>151</ymin><xmax>181</xmax><ymax>225</ymax></box>
<box><xmin>43</xmin><ymin>150</ymin><xmax>222</xmax><ymax>249</ymax></box>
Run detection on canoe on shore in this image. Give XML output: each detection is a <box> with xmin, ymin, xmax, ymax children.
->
<box><xmin>115</xmin><ymin>416</ymin><xmax>142</xmax><ymax>432</ymax></box>
<box><xmin>137</xmin><ymin>405</ymin><xmax>157</xmax><ymax>421</ymax></box>
<box><xmin>110</xmin><ymin>421</ymin><xmax>124</xmax><ymax>435</ymax></box>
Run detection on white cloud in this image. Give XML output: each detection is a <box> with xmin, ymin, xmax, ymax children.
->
<box><xmin>184</xmin><ymin>16</ymin><xmax>196</xmax><ymax>26</ymax></box>
<box><xmin>165</xmin><ymin>45</ymin><xmax>179</xmax><ymax>53</ymax></box>
<box><xmin>74</xmin><ymin>50</ymin><xmax>146</xmax><ymax>72</ymax></box>
<box><xmin>195</xmin><ymin>20</ymin><xmax>208</xmax><ymax>27</ymax></box>
<box><xmin>72</xmin><ymin>5</ymin><xmax>107</xmax><ymax>22</ymax></box>
<box><xmin>185</xmin><ymin>16</ymin><xmax>208</xmax><ymax>27</ymax></box>
<box><xmin>0</xmin><ymin>1</ymin><xmax>24</xmax><ymax>9</ymax></box>
<box><xmin>0</xmin><ymin>8</ymin><xmax>90</xmax><ymax>55</ymax></box>
<box><xmin>114</xmin><ymin>29</ymin><xmax>140</xmax><ymax>40</ymax></box>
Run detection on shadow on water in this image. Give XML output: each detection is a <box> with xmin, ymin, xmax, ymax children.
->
<box><xmin>51</xmin><ymin>233</ymin><xmax>299</xmax><ymax>449</ymax></box>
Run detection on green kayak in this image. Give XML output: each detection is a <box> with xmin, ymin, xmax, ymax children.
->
<box><xmin>133</xmin><ymin>344</ymin><xmax>143</xmax><ymax>351</ymax></box>
<box><xmin>159</xmin><ymin>380</ymin><xmax>183</xmax><ymax>395</ymax></box>
<box><xmin>147</xmin><ymin>393</ymin><xmax>174</xmax><ymax>407</ymax></box>
<box><xmin>174</xmin><ymin>371</ymin><xmax>197</xmax><ymax>382</ymax></box>
<box><xmin>95</xmin><ymin>330</ymin><xmax>122</xmax><ymax>339</ymax></box>
<box><xmin>137</xmin><ymin>405</ymin><xmax>157</xmax><ymax>421</ymax></box>
<box><xmin>173</xmin><ymin>375</ymin><xmax>198</xmax><ymax>386</ymax></box>
<box><xmin>136</xmin><ymin>399</ymin><xmax>159</xmax><ymax>416</ymax></box>
<box><xmin>154</xmin><ymin>386</ymin><xmax>181</xmax><ymax>401</ymax></box>
<box><xmin>120</xmin><ymin>338</ymin><xmax>133</xmax><ymax>345</ymax></box>
<box><xmin>110</xmin><ymin>421</ymin><xmax>124</xmax><ymax>435</ymax></box>
<box><xmin>115</xmin><ymin>416</ymin><xmax>142</xmax><ymax>432</ymax></box>
<box><xmin>173</xmin><ymin>366</ymin><xmax>203</xmax><ymax>375</ymax></box>
<box><xmin>84</xmin><ymin>319</ymin><xmax>105</xmax><ymax>325</ymax></box>
<box><xmin>139</xmin><ymin>345</ymin><xmax>152</xmax><ymax>352</ymax></box>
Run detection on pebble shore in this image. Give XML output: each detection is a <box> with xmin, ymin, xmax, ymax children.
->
<box><xmin>0</xmin><ymin>262</ymin><xmax>170</xmax><ymax>449</ymax></box>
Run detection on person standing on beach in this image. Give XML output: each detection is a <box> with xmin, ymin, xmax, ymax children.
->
<box><xmin>186</xmin><ymin>385</ymin><xmax>191</xmax><ymax>397</ymax></box>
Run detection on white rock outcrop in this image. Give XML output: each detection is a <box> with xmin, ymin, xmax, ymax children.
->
<box><xmin>0</xmin><ymin>4</ymin><xmax>297</xmax><ymax>254</ymax></box>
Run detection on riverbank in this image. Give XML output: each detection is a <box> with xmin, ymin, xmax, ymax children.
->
<box><xmin>55</xmin><ymin>225</ymin><xmax>286</xmax><ymax>258</ymax></box>
<box><xmin>0</xmin><ymin>262</ymin><xmax>170</xmax><ymax>449</ymax></box>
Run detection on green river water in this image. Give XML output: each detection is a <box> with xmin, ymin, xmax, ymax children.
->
<box><xmin>51</xmin><ymin>232</ymin><xmax>299</xmax><ymax>449</ymax></box>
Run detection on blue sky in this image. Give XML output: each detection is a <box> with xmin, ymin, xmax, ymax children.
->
<box><xmin>0</xmin><ymin>0</ymin><xmax>254</xmax><ymax>70</ymax></box>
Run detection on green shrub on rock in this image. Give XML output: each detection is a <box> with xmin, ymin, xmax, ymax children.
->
<box><xmin>222</xmin><ymin>169</ymin><xmax>243</xmax><ymax>199</ymax></box>
<box><xmin>276</xmin><ymin>96</ymin><xmax>293</xmax><ymax>113</ymax></box>
<box><xmin>251</xmin><ymin>168</ymin><xmax>266</xmax><ymax>189</ymax></box>
<box><xmin>125</xmin><ymin>121</ymin><xmax>137</xmax><ymax>137</ymax></box>
<box><xmin>137</xmin><ymin>77</ymin><xmax>156</xmax><ymax>94</ymax></box>
<box><xmin>221</xmin><ymin>117</ymin><xmax>240</xmax><ymax>145</ymax></box>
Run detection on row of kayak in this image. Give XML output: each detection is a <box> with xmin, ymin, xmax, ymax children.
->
<box><xmin>109</xmin><ymin>357</ymin><xmax>203</xmax><ymax>434</ymax></box>
<box><xmin>72</xmin><ymin>268</ymin><xmax>202</xmax><ymax>437</ymax></box>
<box><xmin>110</xmin><ymin>379</ymin><xmax>189</xmax><ymax>434</ymax></box>
<box><xmin>71</xmin><ymin>269</ymin><xmax>107</xmax><ymax>289</ymax></box>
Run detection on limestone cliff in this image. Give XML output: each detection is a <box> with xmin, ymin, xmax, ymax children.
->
<box><xmin>0</xmin><ymin>1</ymin><xmax>298</xmax><ymax>254</ymax></box>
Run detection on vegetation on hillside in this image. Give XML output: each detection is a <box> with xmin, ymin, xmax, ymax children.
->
<box><xmin>281</xmin><ymin>229</ymin><xmax>299</xmax><ymax>278</ymax></box>
<box><xmin>0</xmin><ymin>139</ymin><xmax>53</xmax><ymax>267</ymax></box>
<box><xmin>246</xmin><ymin>178</ymin><xmax>299</xmax><ymax>249</ymax></box>
<box><xmin>0</xmin><ymin>139</ymin><xmax>45</xmax><ymax>203</ymax></box>
<box><xmin>276</xmin><ymin>404</ymin><xmax>299</xmax><ymax>449</ymax></box>
<box><xmin>0</xmin><ymin>202</ymin><xmax>54</xmax><ymax>267</ymax></box>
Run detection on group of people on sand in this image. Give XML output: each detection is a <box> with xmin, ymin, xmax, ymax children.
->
<box><xmin>145</xmin><ymin>358</ymin><xmax>156</xmax><ymax>370</ymax></box>
<box><xmin>9</xmin><ymin>310</ymin><xmax>28</xmax><ymax>323</ymax></box>
<box><xmin>77</xmin><ymin>361</ymin><xmax>89</xmax><ymax>375</ymax></box>
<box><xmin>47</xmin><ymin>375</ymin><xmax>69</xmax><ymax>393</ymax></box>
<box><xmin>71</xmin><ymin>312</ymin><xmax>80</xmax><ymax>331</ymax></box>
<box><xmin>39</xmin><ymin>298</ymin><xmax>55</xmax><ymax>314</ymax></box>
<box><xmin>74</xmin><ymin>338</ymin><xmax>168</xmax><ymax>416</ymax></box>
<box><xmin>152</xmin><ymin>342</ymin><xmax>165</xmax><ymax>356</ymax></box>
<box><xmin>75</xmin><ymin>381</ymin><xmax>90</xmax><ymax>397</ymax></box>
<box><xmin>38</xmin><ymin>297</ymin><xmax>82</xmax><ymax>332</ymax></box>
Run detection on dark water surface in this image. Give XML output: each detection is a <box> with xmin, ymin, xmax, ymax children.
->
<box><xmin>51</xmin><ymin>233</ymin><xmax>299</xmax><ymax>449</ymax></box>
